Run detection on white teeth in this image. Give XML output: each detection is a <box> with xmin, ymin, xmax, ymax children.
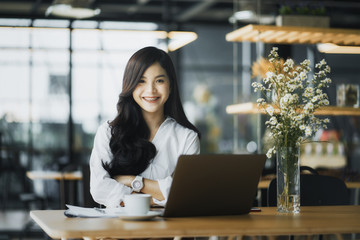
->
<box><xmin>144</xmin><ymin>97</ymin><xmax>158</xmax><ymax>101</ymax></box>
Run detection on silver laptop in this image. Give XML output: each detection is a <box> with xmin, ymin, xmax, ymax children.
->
<box><xmin>162</xmin><ymin>154</ymin><xmax>266</xmax><ymax>217</ymax></box>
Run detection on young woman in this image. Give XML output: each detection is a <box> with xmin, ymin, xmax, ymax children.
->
<box><xmin>89</xmin><ymin>46</ymin><xmax>201</xmax><ymax>208</ymax></box>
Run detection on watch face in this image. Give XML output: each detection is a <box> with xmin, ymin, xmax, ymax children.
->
<box><xmin>133</xmin><ymin>180</ymin><xmax>141</xmax><ymax>189</ymax></box>
<box><xmin>132</xmin><ymin>177</ymin><xmax>143</xmax><ymax>192</ymax></box>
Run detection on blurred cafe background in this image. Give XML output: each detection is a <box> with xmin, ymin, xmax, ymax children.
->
<box><xmin>1</xmin><ymin>0</ymin><xmax>360</xmax><ymax>239</ymax></box>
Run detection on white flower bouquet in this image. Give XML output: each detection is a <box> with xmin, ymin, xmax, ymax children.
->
<box><xmin>251</xmin><ymin>47</ymin><xmax>332</xmax><ymax>158</ymax></box>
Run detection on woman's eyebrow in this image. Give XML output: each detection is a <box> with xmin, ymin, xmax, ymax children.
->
<box><xmin>141</xmin><ymin>74</ymin><xmax>167</xmax><ymax>79</ymax></box>
<box><xmin>155</xmin><ymin>74</ymin><xmax>167</xmax><ymax>78</ymax></box>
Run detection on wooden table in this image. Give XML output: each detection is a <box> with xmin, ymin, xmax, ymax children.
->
<box><xmin>26</xmin><ymin>171</ymin><xmax>82</xmax><ymax>209</ymax></box>
<box><xmin>26</xmin><ymin>171</ymin><xmax>82</xmax><ymax>181</ymax></box>
<box><xmin>30</xmin><ymin>206</ymin><xmax>360</xmax><ymax>240</ymax></box>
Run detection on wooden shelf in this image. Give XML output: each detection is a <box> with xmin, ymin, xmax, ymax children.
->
<box><xmin>226</xmin><ymin>102</ymin><xmax>360</xmax><ymax>116</ymax></box>
<box><xmin>226</xmin><ymin>24</ymin><xmax>360</xmax><ymax>45</ymax></box>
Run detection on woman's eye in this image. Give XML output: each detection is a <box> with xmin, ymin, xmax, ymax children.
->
<box><xmin>157</xmin><ymin>79</ymin><xmax>164</xmax><ymax>83</ymax></box>
<box><xmin>138</xmin><ymin>79</ymin><xmax>145</xmax><ymax>84</ymax></box>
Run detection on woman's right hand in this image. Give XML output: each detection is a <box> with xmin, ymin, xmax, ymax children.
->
<box><xmin>115</xmin><ymin>175</ymin><xmax>135</xmax><ymax>187</ymax></box>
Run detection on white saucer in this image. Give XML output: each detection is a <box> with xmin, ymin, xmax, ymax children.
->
<box><xmin>118</xmin><ymin>211</ymin><xmax>162</xmax><ymax>220</ymax></box>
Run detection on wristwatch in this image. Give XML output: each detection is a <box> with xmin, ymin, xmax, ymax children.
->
<box><xmin>131</xmin><ymin>176</ymin><xmax>144</xmax><ymax>192</ymax></box>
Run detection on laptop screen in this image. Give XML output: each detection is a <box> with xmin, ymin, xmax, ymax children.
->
<box><xmin>162</xmin><ymin>154</ymin><xmax>266</xmax><ymax>217</ymax></box>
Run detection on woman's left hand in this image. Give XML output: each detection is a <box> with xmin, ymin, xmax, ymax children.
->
<box><xmin>115</xmin><ymin>175</ymin><xmax>164</xmax><ymax>201</ymax></box>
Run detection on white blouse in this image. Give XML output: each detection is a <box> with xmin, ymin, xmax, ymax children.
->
<box><xmin>89</xmin><ymin>117</ymin><xmax>200</xmax><ymax>208</ymax></box>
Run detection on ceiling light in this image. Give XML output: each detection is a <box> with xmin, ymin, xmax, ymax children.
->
<box><xmin>234</xmin><ymin>10</ymin><xmax>254</xmax><ymax>20</ymax></box>
<box><xmin>317</xmin><ymin>43</ymin><xmax>360</xmax><ymax>54</ymax></box>
<box><xmin>46</xmin><ymin>0</ymin><xmax>100</xmax><ymax>19</ymax></box>
<box><xmin>99</xmin><ymin>21</ymin><xmax>158</xmax><ymax>31</ymax></box>
<box><xmin>229</xmin><ymin>11</ymin><xmax>275</xmax><ymax>25</ymax></box>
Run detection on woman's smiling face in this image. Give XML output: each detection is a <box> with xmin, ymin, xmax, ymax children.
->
<box><xmin>132</xmin><ymin>62</ymin><xmax>170</xmax><ymax>117</ymax></box>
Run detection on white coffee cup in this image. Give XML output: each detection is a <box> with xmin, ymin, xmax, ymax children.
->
<box><xmin>123</xmin><ymin>194</ymin><xmax>151</xmax><ymax>215</ymax></box>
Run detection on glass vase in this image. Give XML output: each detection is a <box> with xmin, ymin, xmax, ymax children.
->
<box><xmin>276</xmin><ymin>146</ymin><xmax>300</xmax><ymax>213</ymax></box>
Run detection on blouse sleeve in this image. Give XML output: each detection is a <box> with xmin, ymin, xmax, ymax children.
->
<box><xmin>154</xmin><ymin>130</ymin><xmax>200</xmax><ymax>206</ymax></box>
<box><xmin>89</xmin><ymin>122</ymin><xmax>132</xmax><ymax>208</ymax></box>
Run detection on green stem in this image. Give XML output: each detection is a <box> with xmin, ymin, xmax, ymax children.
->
<box><xmin>278</xmin><ymin>145</ymin><xmax>299</xmax><ymax>212</ymax></box>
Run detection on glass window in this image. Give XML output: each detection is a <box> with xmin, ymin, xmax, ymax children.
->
<box><xmin>0</xmin><ymin>49</ymin><xmax>30</xmax><ymax>132</ymax></box>
<box><xmin>32</xmin><ymin>19</ymin><xmax>70</xmax><ymax>28</ymax></box>
<box><xmin>32</xmin><ymin>28</ymin><xmax>70</xmax><ymax>49</ymax></box>
<box><xmin>101</xmin><ymin>30</ymin><xmax>160</xmax><ymax>50</ymax></box>
<box><xmin>99</xmin><ymin>21</ymin><xmax>158</xmax><ymax>30</ymax></box>
<box><xmin>0</xmin><ymin>21</ymin><xmax>167</xmax><ymax>169</ymax></box>
<box><xmin>72</xmin><ymin>29</ymin><xmax>101</xmax><ymax>50</ymax></box>
<box><xmin>0</xmin><ymin>18</ymin><xmax>31</xmax><ymax>27</ymax></box>
<box><xmin>72</xmin><ymin>20</ymin><xmax>98</xmax><ymax>29</ymax></box>
<box><xmin>0</xmin><ymin>21</ymin><xmax>172</xmax><ymax>208</ymax></box>
<box><xmin>32</xmin><ymin>50</ymin><xmax>70</xmax><ymax>123</ymax></box>
<box><xmin>0</xmin><ymin>27</ymin><xmax>30</xmax><ymax>47</ymax></box>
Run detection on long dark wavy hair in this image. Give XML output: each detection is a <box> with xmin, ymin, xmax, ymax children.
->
<box><xmin>102</xmin><ymin>46</ymin><xmax>200</xmax><ymax>177</ymax></box>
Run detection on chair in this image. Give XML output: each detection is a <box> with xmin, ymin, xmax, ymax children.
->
<box><xmin>267</xmin><ymin>167</ymin><xmax>350</xmax><ymax>207</ymax></box>
<box><xmin>81</xmin><ymin>164</ymin><xmax>99</xmax><ymax>208</ymax></box>
<box><xmin>267</xmin><ymin>166</ymin><xmax>350</xmax><ymax>240</ymax></box>
<box><xmin>0</xmin><ymin>147</ymin><xmax>28</xmax><ymax>210</ymax></box>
